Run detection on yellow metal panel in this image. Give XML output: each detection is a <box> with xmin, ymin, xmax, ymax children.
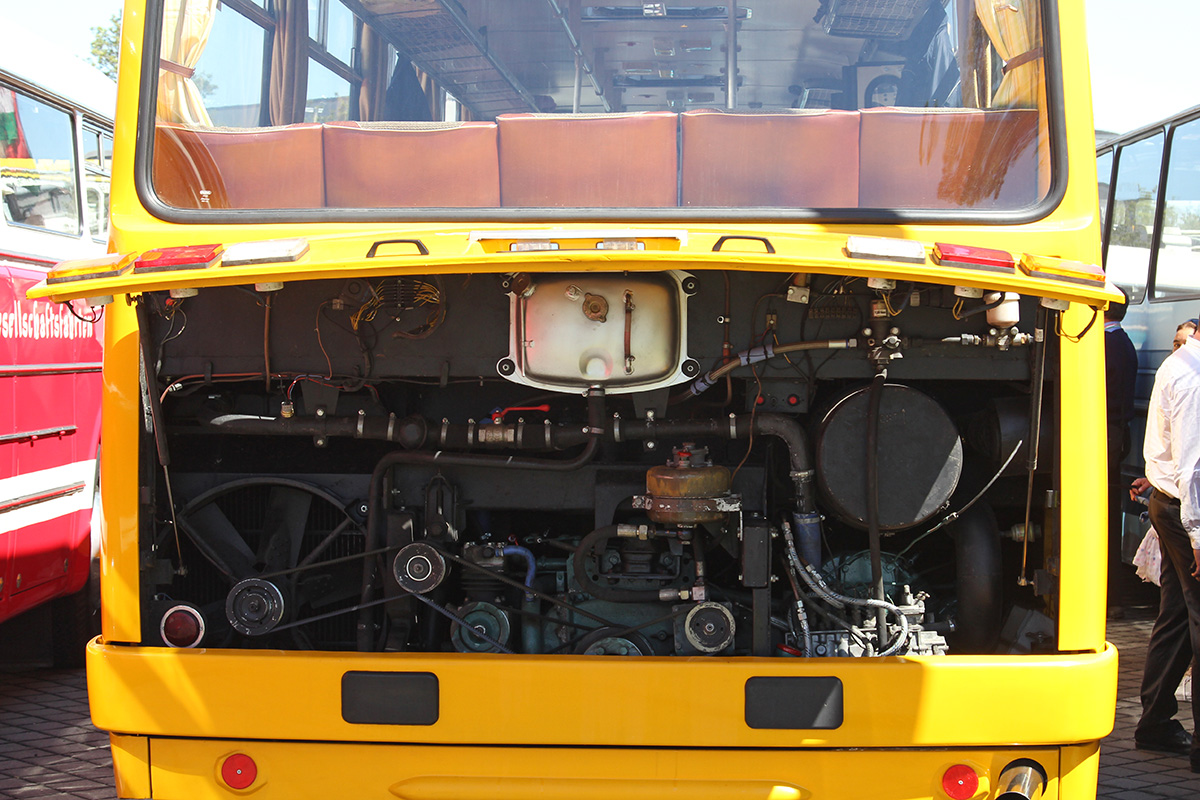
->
<box><xmin>109</xmin><ymin>734</ymin><xmax>150</xmax><ymax>799</ymax></box>
<box><xmin>98</xmin><ymin>301</ymin><xmax>143</xmax><ymax>644</ymax></box>
<box><xmin>28</xmin><ymin>230</ymin><xmax>1124</xmax><ymax>307</ymax></box>
<box><xmin>147</xmin><ymin>738</ymin><xmax>1061</xmax><ymax>800</ymax></box>
<box><xmin>1056</xmin><ymin>303</ymin><xmax>1110</xmax><ymax>652</ymax></box>
<box><xmin>1058</xmin><ymin>742</ymin><xmax>1102</xmax><ymax>800</ymax></box>
<box><xmin>1056</xmin><ymin>0</ymin><xmax>1103</xmax><ymax>270</ymax></box>
<box><xmin>87</xmin><ymin>642</ymin><xmax>1116</xmax><ymax>748</ymax></box>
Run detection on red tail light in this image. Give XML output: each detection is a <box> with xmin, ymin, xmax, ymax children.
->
<box><xmin>133</xmin><ymin>244</ymin><xmax>223</xmax><ymax>273</ymax></box>
<box><xmin>933</xmin><ymin>242</ymin><xmax>1015</xmax><ymax>273</ymax></box>
<box><xmin>160</xmin><ymin>605</ymin><xmax>205</xmax><ymax>648</ymax></box>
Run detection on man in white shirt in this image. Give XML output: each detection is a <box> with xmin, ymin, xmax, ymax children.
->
<box><xmin>1137</xmin><ymin>328</ymin><xmax>1200</xmax><ymax>771</ymax></box>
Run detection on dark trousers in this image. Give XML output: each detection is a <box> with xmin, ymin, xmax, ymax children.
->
<box><xmin>1138</xmin><ymin>490</ymin><xmax>1200</xmax><ymax>757</ymax></box>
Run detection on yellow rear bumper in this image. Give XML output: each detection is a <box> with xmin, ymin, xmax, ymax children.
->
<box><xmin>87</xmin><ymin>640</ymin><xmax>1117</xmax><ymax>749</ymax></box>
<box><xmin>110</xmin><ymin>735</ymin><xmax>1103</xmax><ymax>800</ymax></box>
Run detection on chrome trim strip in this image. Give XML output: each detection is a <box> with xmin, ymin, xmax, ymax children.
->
<box><xmin>0</xmin><ymin>425</ymin><xmax>77</xmax><ymax>445</ymax></box>
<box><xmin>0</xmin><ymin>363</ymin><xmax>103</xmax><ymax>377</ymax></box>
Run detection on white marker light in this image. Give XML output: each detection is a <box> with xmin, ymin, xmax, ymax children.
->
<box><xmin>846</xmin><ymin>235</ymin><xmax>926</xmax><ymax>264</ymax></box>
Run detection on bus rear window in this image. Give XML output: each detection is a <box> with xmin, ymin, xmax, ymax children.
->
<box><xmin>147</xmin><ymin>0</ymin><xmax>1054</xmax><ymax>215</ymax></box>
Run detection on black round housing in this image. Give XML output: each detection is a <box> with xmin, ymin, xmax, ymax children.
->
<box><xmin>815</xmin><ymin>383</ymin><xmax>962</xmax><ymax>532</ymax></box>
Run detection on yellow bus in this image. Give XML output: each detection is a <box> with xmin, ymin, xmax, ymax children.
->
<box><xmin>35</xmin><ymin>1</ymin><xmax>1119</xmax><ymax>798</ymax></box>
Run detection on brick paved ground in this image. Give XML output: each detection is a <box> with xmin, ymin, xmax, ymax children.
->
<box><xmin>0</xmin><ymin>606</ymin><xmax>114</xmax><ymax>799</ymax></box>
<box><xmin>0</xmin><ymin>576</ymin><xmax>1196</xmax><ymax>799</ymax></box>
<box><xmin>1099</xmin><ymin>605</ymin><xmax>1199</xmax><ymax>798</ymax></box>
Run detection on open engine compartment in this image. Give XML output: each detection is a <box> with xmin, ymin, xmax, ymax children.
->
<box><xmin>140</xmin><ymin>268</ymin><xmax>1060</xmax><ymax>658</ymax></box>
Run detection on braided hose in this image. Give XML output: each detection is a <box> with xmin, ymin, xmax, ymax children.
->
<box><xmin>781</xmin><ymin>521</ymin><xmax>909</xmax><ymax>657</ymax></box>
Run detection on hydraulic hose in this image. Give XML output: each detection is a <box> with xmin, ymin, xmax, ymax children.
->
<box><xmin>781</xmin><ymin>520</ymin><xmax>909</xmax><ymax>657</ymax></box>
<box><xmin>682</xmin><ymin>338</ymin><xmax>857</xmax><ymax>398</ymax></box>
<box><xmin>779</xmin><ymin>553</ymin><xmax>813</xmax><ymax>657</ymax></box>
<box><xmin>500</xmin><ymin>545</ymin><xmax>537</xmax><ymax>599</ymax></box>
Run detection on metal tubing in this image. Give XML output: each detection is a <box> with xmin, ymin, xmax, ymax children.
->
<box><xmin>573</xmin><ymin>52</ymin><xmax>583</xmax><ymax>112</ymax></box>
<box><xmin>725</xmin><ymin>2</ymin><xmax>737</xmax><ymax>109</ymax></box>
<box><xmin>865</xmin><ymin>373</ymin><xmax>887</xmax><ymax>642</ymax></box>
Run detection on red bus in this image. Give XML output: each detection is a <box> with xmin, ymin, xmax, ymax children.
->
<box><xmin>0</xmin><ymin>22</ymin><xmax>114</xmax><ymax>664</ymax></box>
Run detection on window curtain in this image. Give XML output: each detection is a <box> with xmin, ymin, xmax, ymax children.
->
<box><xmin>417</xmin><ymin>69</ymin><xmax>443</xmax><ymax>121</ymax></box>
<box><xmin>270</xmin><ymin>0</ymin><xmax>309</xmax><ymax>125</ymax></box>
<box><xmin>357</xmin><ymin>19</ymin><xmax>389</xmax><ymax>122</ymax></box>
<box><xmin>158</xmin><ymin>0</ymin><xmax>218</xmax><ymax>126</ymax></box>
<box><xmin>973</xmin><ymin>0</ymin><xmax>1049</xmax><ymax>199</ymax></box>
<box><xmin>973</xmin><ymin>0</ymin><xmax>1043</xmax><ymax>110</ymax></box>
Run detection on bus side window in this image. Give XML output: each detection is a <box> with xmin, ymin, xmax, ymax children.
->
<box><xmin>1097</xmin><ymin>149</ymin><xmax>1113</xmax><ymax>232</ymax></box>
<box><xmin>1152</xmin><ymin>118</ymin><xmax>1200</xmax><ymax>301</ymax></box>
<box><xmin>1108</xmin><ymin>133</ymin><xmax>1164</xmax><ymax>304</ymax></box>
<box><xmin>0</xmin><ymin>86</ymin><xmax>79</xmax><ymax>235</ymax></box>
<box><xmin>83</xmin><ymin>126</ymin><xmax>110</xmax><ymax>241</ymax></box>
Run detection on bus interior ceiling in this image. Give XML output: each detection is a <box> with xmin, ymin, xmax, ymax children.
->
<box><xmin>364</xmin><ymin>0</ymin><xmax>863</xmax><ymax>116</ymax></box>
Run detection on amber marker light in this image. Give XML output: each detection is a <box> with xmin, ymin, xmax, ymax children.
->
<box><xmin>1018</xmin><ymin>253</ymin><xmax>1106</xmax><ymax>286</ymax></box>
<box><xmin>45</xmin><ymin>252</ymin><xmax>136</xmax><ymax>285</ymax></box>
<box><xmin>220</xmin><ymin>753</ymin><xmax>257</xmax><ymax>790</ymax></box>
<box><xmin>941</xmin><ymin>764</ymin><xmax>980</xmax><ymax>800</ymax></box>
<box><xmin>932</xmin><ymin>243</ymin><xmax>1015</xmax><ymax>273</ymax></box>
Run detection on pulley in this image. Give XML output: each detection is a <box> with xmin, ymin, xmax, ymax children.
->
<box><xmin>226</xmin><ymin>578</ymin><xmax>285</xmax><ymax>636</ymax></box>
<box><xmin>393</xmin><ymin>542</ymin><xmax>448</xmax><ymax>594</ymax></box>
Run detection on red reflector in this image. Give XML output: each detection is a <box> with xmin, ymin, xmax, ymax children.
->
<box><xmin>941</xmin><ymin>764</ymin><xmax>979</xmax><ymax>800</ymax></box>
<box><xmin>933</xmin><ymin>243</ymin><xmax>1015</xmax><ymax>273</ymax></box>
<box><xmin>221</xmin><ymin>753</ymin><xmax>257</xmax><ymax>790</ymax></box>
<box><xmin>134</xmin><ymin>244</ymin><xmax>222</xmax><ymax>273</ymax></box>
<box><xmin>160</xmin><ymin>605</ymin><xmax>204</xmax><ymax>648</ymax></box>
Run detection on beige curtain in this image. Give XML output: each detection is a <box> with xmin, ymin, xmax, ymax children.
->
<box><xmin>270</xmin><ymin>0</ymin><xmax>310</xmax><ymax>125</ymax></box>
<box><xmin>358</xmin><ymin>20</ymin><xmax>389</xmax><ymax>122</ymax></box>
<box><xmin>157</xmin><ymin>0</ymin><xmax>219</xmax><ymax>126</ymax></box>
<box><xmin>974</xmin><ymin>0</ymin><xmax>1043</xmax><ymax>110</ymax></box>
<box><xmin>973</xmin><ymin>0</ymin><xmax>1049</xmax><ymax>199</ymax></box>
<box><xmin>416</xmin><ymin>67</ymin><xmax>444</xmax><ymax>121</ymax></box>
